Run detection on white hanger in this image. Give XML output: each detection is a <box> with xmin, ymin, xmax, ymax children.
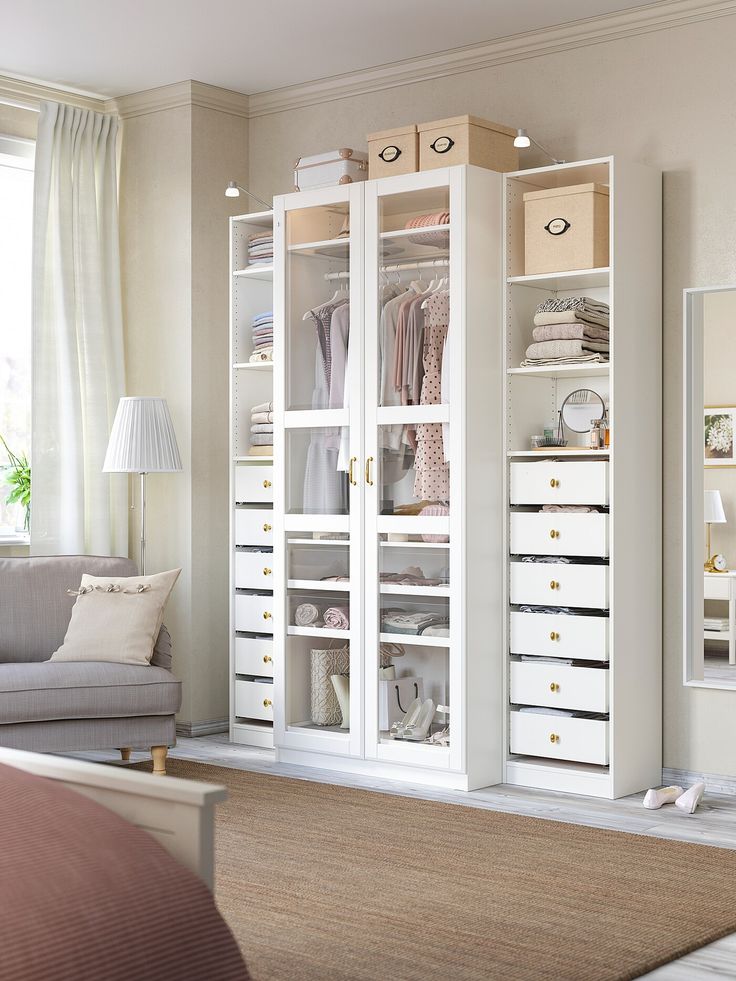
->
<box><xmin>303</xmin><ymin>283</ymin><xmax>349</xmax><ymax>320</ymax></box>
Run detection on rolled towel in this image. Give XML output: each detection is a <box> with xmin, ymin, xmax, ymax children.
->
<box><xmin>532</xmin><ymin>323</ymin><xmax>609</xmax><ymax>342</ymax></box>
<box><xmin>323</xmin><ymin>606</ymin><xmax>350</xmax><ymax>630</ymax></box>
<box><xmin>295</xmin><ymin>602</ymin><xmax>321</xmax><ymax>626</ymax></box>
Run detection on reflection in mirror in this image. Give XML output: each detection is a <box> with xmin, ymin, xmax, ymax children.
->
<box><xmin>684</xmin><ymin>287</ymin><xmax>736</xmax><ymax>687</ymax></box>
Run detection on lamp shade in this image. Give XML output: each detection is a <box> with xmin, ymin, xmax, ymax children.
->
<box><xmin>103</xmin><ymin>397</ymin><xmax>182</xmax><ymax>473</ymax></box>
<box><xmin>704</xmin><ymin>489</ymin><xmax>727</xmax><ymax>524</ymax></box>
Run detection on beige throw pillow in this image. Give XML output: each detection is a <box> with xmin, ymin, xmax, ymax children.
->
<box><xmin>51</xmin><ymin>569</ymin><xmax>181</xmax><ymax>666</ymax></box>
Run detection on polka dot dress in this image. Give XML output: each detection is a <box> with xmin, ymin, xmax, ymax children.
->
<box><xmin>414</xmin><ymin>292</ymin><xmax>450</xmax><ymax>502</ymax></box>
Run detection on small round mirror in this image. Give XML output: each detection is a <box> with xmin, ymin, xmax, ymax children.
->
<box><xmin>559</xmin><ymin>388</ymin><xmax>606</xmax><ymax>434</ymax></box>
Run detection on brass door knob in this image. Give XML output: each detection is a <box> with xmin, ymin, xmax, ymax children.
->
<box><xmin>263</xmin><ymin>611</ymin><xmax>272</xmax><ymax>620</ymax></box>
<box><xmin>549</xmin><ymin>529</ymin><xmax>560</xmax><ymax>539</ymax></box>
<box><xmin>549</xmin><ymin>733</ymin><xmax>560</xmax><ymax>744</ymax></box>
<box><xmin>263</xmin><ymin>567</ymin><xmax>272</xmax><ymax>576</ymax></box>
<box><xmin>263</xmin><ymin>654</ymin><xmax>272</xmax><ymax>664</ymax></box>
<box><xmin>549</xmin><ymin>631</ymin><xmax>560</xmax><ymax>641</ymax></box>
<box><xmin>549</xmin><ymin>478</ymin><xmax>560</xmax><ymax>488</ymax></box>
<box><xmin>263</xmin><ymin>698</ymin><xmax>272</xmax><ymax>708</ymax></box>
<box><xmin>263</xmin><ymin>523</ymin><xmax>272</xmax><ymax>532</ymax></box>
<box><xmin>549</xmin><ymin>682</ymin><xmax>560</xmax><ymax>693</ymax></box>
<box><xmin>549</xmin><ymin>580</ymin><xmax>560</xmax><ymax>590</ymax></box>
<box><xmin>263</xmin><ymin>479</ymin><xmax>272</xmax><ymax>489</ymax></box>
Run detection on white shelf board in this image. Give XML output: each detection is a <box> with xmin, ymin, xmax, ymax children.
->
<box><xmin>379</xmin><ymin>584</ymin><xmax>450</xmax><ymax>597</ymax></box>
<box><xmin>380</xmin><ymin>223</ymin><xmax>450</xmax><ymax>241</ymax></box>
<box><xmin>288</xmin><ymin>237</ymin><xmax>349</xmax><ymax>259</ymax></box>
<box><xmin>507</xmin><ymin>449</ymin><xmax>610</xmax><ymax>458</ymax></box>
<box><xmin>233</xmin><ymin>362</ymin><xmax>273</xmax><ymax>371</ymax></box>
<box><xmin>507</xmin><ymin>267</ymin><xmax>610</xmax><ymax>291</ymax></box>
<box><xmin>507</xmin><ymin>363</ymin><xmax>610</xmax><ymax>379</ymax></box>
<box><xmin>288</xmin><ymin>626</ymin><xmax>350</xmax><ymax>640</ymax></box>
<box><xmin>287</xmin><ymin>537</ymin><xmax>350</xmax><ymax>546</ymax></box>
<box><xmin>288</xmin><ymin>579</ymin><xmax>349</xmax><ymax>592</ymax></box>
<box><xmin>233</xmin><ymin>265</ymin><xmax>273</xmax><ymax>281</ymax></box>
<box><xmin>379</xmin><ymin>539</ymin><xmax>449</xmax><ymax>549</ymax></box>
<box><xmin>704</xmin><ymin>630</ymin><xmax>730</xmax><ymax>640</ymax></box>
<box><xmin>232</xmin><ymin>210</ymin><xmax>273</xmax><ymax>227</ymax></box>
<box><xmin>288</xmin><ymin>722</ymin><xmax>349</xmax><ymax>736</ymax></box>
<box><xmin>379</xmin><ymin>632</ymin><xmax>450</xmax><ymax>648</ymax></box>
<box><xmin>233</xmin><ymin>455</ymin><xmax>273</xmax><ymax>462</ymax></box>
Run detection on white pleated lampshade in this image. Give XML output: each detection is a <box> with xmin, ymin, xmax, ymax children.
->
<box><xmin>103</xmin><ymin>397</ymin><xmax>182</xmax><ymax>473</ymax></box>
<box><xmin>704</xmin><ymin>489</ymin><xmax>727</xmax><ymax>524</ymax></box>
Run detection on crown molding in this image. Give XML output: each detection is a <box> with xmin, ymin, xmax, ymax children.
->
<box><xmin>111</xmin><ymin>80</ymin><xmax>249</xmax><ymax>120</ymax></box>
<box><xmin>248</xmin><ymin>0</ymin><xmax>736</xmax><ymax>117</ymax></box>
<box><xmin>0</xmin><ymin>72</ymin><xmax>107</xmax><ymax>113</ymax></box>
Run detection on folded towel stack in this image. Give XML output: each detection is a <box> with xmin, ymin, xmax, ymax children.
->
<box><xmin>247</xmin><ymin>232</ymin><xmax>273</xmax><ymax>267</ymax></box>
<box><xmin>249</xmin><ymin>311</ymin><xmax>273</xmax><ymax>363</ymax></box>
<box><xmin>521</xmin><ymin>296</ymin><xmax>610</xmax><ymax>366</ymax></box>
<box><xmin>250</xmin><ymin>400</ymin><xmax>273</xmax><ymax>456</ymax></box>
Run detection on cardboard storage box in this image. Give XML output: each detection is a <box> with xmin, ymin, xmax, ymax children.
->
<box><xmin>367</xmin><ymin>124</ymin><xmax>419</xmax><ymax>179</ymax></box>
<box><xmin>523</xmin><ymin>182</ymin><xmax>610</xmax><ymax>275</ymax></box>
<box><xmin>417</xmin><ymin>115</ymin><xmax>518</xmax><ymax>173</ymax></box>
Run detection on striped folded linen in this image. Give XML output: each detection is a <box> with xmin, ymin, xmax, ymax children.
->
<box><xmin>521</xmin><ymin>353</ymin><xmax>609</xmax><ymax>366</ymax></box>
<box><xmin>524</xmin><ymin>339</ymin><xmax>609</xmax><ymax>362</ymax></box>
<box><xmin>295</xmin><ymin>602</ymin><xmax>321</xmax><ymax>626</ymax></box>
<box><xmin>250</xmin><ymin>424</ymin><xmax>273</xmax><ymax>434</ymax></box>
<box><xmin>532</xmin><ymin>323</ymin><xmax>609</xmax><ymax>342</ymax></box>
<box><xmin>323</xmin><ymin>606</ymin><xmax>350</xmax><ymax>630</ymax></box>
<box><xmin>250</xmin><ymin>433</ymin><xmax>273</xmax><ymax>445</ymax></box>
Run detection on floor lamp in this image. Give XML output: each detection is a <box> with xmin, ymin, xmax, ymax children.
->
<box><xmin>103</xmin><ymin>397</ymin><xmax>182</xmax><ymax>575</ymax></box>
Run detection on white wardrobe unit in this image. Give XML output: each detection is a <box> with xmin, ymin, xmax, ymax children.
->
<box><xmin>272</xmin><ymin>166</ymin><xmax>504</xmax><ymax>791</ymax></box>
<box><xmin>503</xmin><ymin>157</ymin><xmax>662</xmax><ymax>799</ymax></box>
<box><xmin>229</xmin><ymin>211</ymin><xmax>276</xmax><ymax>748</ymax></box>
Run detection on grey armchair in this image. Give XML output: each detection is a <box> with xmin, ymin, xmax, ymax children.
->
<box><xmin>0</xmin><ymin>555</ymin><xmax>181</xmax><ymax>774</ymax></box>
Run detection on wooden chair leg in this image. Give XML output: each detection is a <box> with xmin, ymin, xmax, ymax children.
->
<box><xmin>151</xmin><ymin>745</ymin><xmax>168</xmax><ymax>776</ymax></box>
<box><xmin>120</xmin><ymin>748</ymin><xmax>132</xmax><ymax>762</ymax></box>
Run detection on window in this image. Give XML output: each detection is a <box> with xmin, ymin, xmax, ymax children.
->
<box><xmin>0</xmin><ymin>136</ymin><xmax>34</xmax><ymax>540</ymax></box>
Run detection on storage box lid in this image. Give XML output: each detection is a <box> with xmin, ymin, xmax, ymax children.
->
<box><xmin>367</xmin><ymin>123</ymin><xmax>418</xmax><ymax>141</ymax></box>
<box><xmin>417</xmin><ymin>114</ymin><xmax>517</xmax><ymax>138</ymax></box>
<box><xmin>523</xmin><ymin>182</ymin><xmax>610</xmax><ymax>203</ymax></box>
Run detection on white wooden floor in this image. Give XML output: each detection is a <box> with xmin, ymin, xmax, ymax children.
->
<box><xmin>79</xmin><ymin>735</ymin><xmax>736</xmax><ymax>980</ymax></box>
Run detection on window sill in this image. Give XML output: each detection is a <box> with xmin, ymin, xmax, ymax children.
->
<box><xmin>0</xmin><ymin>533</ymin><xmax>30</xmax><ymax>546</ymax></box>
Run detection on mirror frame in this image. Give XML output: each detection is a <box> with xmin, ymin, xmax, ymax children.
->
<box><xmin>683</xmin><ymin>285</ymin><xmax>736</xmax><ymax>689</ymax></box>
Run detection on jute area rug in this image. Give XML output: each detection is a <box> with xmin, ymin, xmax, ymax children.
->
<box><xmin>143</xmin><ymin>759</ymin><xmax>736</xmax><ymax>981</ymax></box>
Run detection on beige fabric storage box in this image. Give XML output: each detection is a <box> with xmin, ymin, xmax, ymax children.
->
<box><xmin>523</xmin><ymin>182</ymin><xmax>610</xmax><ymax>275</ymax></box>
<box><xmin>368</xmin><ymin>124</ymin><xmax>419</xmax><ymax>179</ymax></box>
<box><xmin>417</xmin><ymin>115</ymin><xmax>518</xmax><ymax>173</ymax></box>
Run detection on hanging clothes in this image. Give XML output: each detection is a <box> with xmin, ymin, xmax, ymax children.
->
<box><xmin>414</xmin><ymin>291</ymin><xmax>450</xmax><ymax>502</ymax></box>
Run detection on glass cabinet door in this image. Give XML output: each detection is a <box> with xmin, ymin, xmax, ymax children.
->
<box><xmin>273</xmin><ymin>185</ymin><xmax>363</xmax><ymax>758</ymax></box>
<box><xmin>362</xmin><ymin>171</ymin><xmax>461</xmax><ymax>770</ymax></box>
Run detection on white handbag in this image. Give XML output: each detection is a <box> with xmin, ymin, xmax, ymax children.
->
<box><xmin>378</xmin><ymin>676</ymin><xmax>425</xmax><ymax>732</ymax></box>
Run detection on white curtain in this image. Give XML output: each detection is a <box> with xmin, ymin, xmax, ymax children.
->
<box><xmin>31</xmin><ymin>101</ymin><xmax>127</xmax><ymax>556</ymax></box>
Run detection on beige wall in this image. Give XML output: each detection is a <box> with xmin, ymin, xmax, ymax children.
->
<box><xmin>248</xmin><ymin>14</ymin><xmax>736</xmax><ymax>776</ymax></box>
<box><xmin>120</xmin><ymin>99</ymin><xmax>247</xmax><ymax>729</ymax></box>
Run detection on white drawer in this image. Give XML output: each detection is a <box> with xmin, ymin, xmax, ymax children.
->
<box><xmin>235</xmin><ymin>465</ymin><xmax>273</xmax><ymax>504</ymax></box>
<box><xmin>235</xmin><ymin>508</ymin><xmax>274</xmax><ymax>546</ymax></box>
<box><xmin>510</xmin><ymin>512</ymin><xmax>609</xmax><ymax>558</ymax></box>
<box><xmin>510</xmin><ymin>461</ymin><xmax>609</xmax><ymax>506</ymax></box>
<box><xmin>234</xmin><ymin>637</ymin><xmax>274</xmax><ymax>677</ymax></box>
<box><xmin>510</xmin><ymin>611</ymin><xmax>609</xmax><ymax>661</ymax></box>
<box><xmin>234</xmin><ymin>679</ymin><xmax>274</xmax><ymax>721</ymax></box>
<box><xmin>510</xmin><ymin>662</ymin><xmax>609</xmax><ymax>713</ymax></box>
<box><xmin>704</xmin><ymin>576</ymin><xmax>731</xmax><ymax>601</ymax></box>
<box><xmin>234</xmin><ymin>593</ymin><xmax>274</xmax><ymax>633</ymax></box>
<box><xmin>235</xmin><ymin>549</ymin><xmax>274</xmax><ymax>590</ymax></box>
<box><xmin>510</xmin><ymin>562</ymin><xmax>609</xmax><ymax>609</ymax></box>
<box><xmin>510</xmin><ymin>710</ymin><xmax>609</xmax><ymax>765</ymax></box>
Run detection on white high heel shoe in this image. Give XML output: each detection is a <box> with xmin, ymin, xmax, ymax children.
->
<box><xmin>402</xmin><ymin>699</ymin><xmax>436</xmax><ymax>742</ymax></box>
<box><xmin>390</xmin><ymin>697</ymin><xmax>422</xmax><ymax>737</ymax></box>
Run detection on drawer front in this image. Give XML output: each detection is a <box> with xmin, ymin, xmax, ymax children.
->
<box><xmin>234</xmin><ymin>637</ymin><xmax>274</xmax><ymax>677</ymax></box>
<box><xmin>510</xmin><ymin>462</ymin><xmax>609</xmax><ymax>506</ymax></box>
<box><xmin>234</xmin><ymin>593</ymin><xmax>274</xmax><ymax>633</ymax></box>
<box><xmin>704</xmin><ymin>576</ymin><xmax>731</xmax><ymax>600</ymax></box>
<box><xmin>510</xmin><ymin>562</ymin><xmax>609</xmax><ymax>609</ymax></box>
<box><xmin>235</xmin><ymin>465</ymin><xmax>273</xmax><ymax>504</ymax></box>
<box><xmin>510</xmin><ymin>710</ymin><xmax>609</xmax><ymax>765</ymax></box>
<box><xmin>510</xmin><ymin>662</ymin><xmax>609</xmax><ymax>713</ymax></box>
<box><xmin>510</xmin><ymin>611</ymin><xmax>609</xmax><ymax>661</ymax></box>
<box><xmin>234</xmin><ymin>679</ymin><xmax>274</xmax><ymax>721</ymax></box>
<box><xmin>235</xmin><ymin>550</ymin><xmax>274</xmax><ymax>590</ymax></box>
<box><xmin>510</xmin><ymin>512</ymin><xmax>609</xmax><ymax>558</ymax></box>
<box><xmin>235</xmin><ymin>508</ymin><xmax>274</xmax><ymax>546</ymax></box>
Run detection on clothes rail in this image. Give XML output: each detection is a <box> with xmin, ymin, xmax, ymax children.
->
<box><xmin>323</xmin><ymin>258</ymin><xmax>449</xmax><ymax>281</ymax></box>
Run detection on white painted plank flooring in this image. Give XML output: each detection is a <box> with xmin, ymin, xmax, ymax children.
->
<box><xmin>74</xmin><ymin>735</ymin><xmax>736</xmax><ymax>980</ymax></box>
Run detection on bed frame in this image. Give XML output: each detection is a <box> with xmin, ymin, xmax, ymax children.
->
<box><xmin>0</xmin><ymin>747</ymin><xmax>226</xmax><ymax>889</ymax></box>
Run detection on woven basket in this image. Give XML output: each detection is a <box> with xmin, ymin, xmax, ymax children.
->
<box><xmin>310</xmin><ymin>646</ymin><xmax>350</xmax><ymax>726</ymax></box>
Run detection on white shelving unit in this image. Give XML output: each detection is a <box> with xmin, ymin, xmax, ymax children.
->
<box><xmin>502</xmin><ymin>157</ymin><xmax>662</xmax><ymax>799</ymax></box>
<box><xmin>229</xmin><ymin>210</ymin><xmax>276</xmax><ymax>749</ymax></box>
<box><xmin>272</xmin><ymin>166</ymin><xmax>504</xmax><ymax>791</ymax></box>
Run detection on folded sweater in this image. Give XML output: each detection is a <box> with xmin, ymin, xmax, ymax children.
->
<box><xmin>532</xmin><ymin>322</ymin><xmax>609</xmax><ymax>342</ymax></box>
<box><xmin>524</xmin><ymin>339</ymin><xmax>609</xmax><ymax>361</ymax></box>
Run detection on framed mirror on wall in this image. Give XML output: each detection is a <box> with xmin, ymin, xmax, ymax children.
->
<box><xmin>684</xmin><ymin>286</ymin><xmax>736</xmax><ymax>688</ymax></box>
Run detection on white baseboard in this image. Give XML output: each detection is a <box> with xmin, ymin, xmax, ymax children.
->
<box><xmin>176</xmin><ymin>719</ymin><xmax>229</xmax><ymax>738</ymax></box>
<box><xmin>662</xmin><ymin>766</ymin><xmax>736</xmax><ymax>796</ymax></box>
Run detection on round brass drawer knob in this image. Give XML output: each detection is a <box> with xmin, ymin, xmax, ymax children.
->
<box><xmin>550</xmin><ymin>631</ymin><xmax>560</xmax><ymax>641</ymax></box>
<box><xmin>263</xmin><ymin>698</ymin><xmax>272</xmax><ymax>708</ymax></box>
<box><xmin>549</xmin><ymin>682</ymin><xmax>560</xmax><ymax>693</ymax></box>
<box><xmin>549</xmin><ymin>733</ymin><xmax>560</xmax><ymax>744</ymax></box>
<box><xmin>549</xmin><ymin>580</ymin><xmax>560</xmax><ymax>590</ymax></box>
<box><xmin>263</xmin><ymin>479</ymin><xmax>272</xmax><ymax>489</ymax></box>
<box><xmin>549</xmin><ymin>529</ymin><xmax>560</xmax><ymax>539</ymax></box>
<box><xmin>549</xmin><ymin>478</ymin><xmax>560</xmax><ymax>488</ymax></box>
<box><xmin>263</xmin><ymin>611</ymin><xmax>272</xmax><ymax>620</ymax></box>
<box><xmin>263</xmin><ymin>523</ymin><xmax>272</xmax><ymax>532</ymax></box>
<box><xmin>263</xmin><ymin>655</ymin><xmax>272</xmax><ymax>664</ymax></box>
<box><xmin>263</xmin><ymin>567</ymin><xmax>272</xmax><ymax>576</ymax></box>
